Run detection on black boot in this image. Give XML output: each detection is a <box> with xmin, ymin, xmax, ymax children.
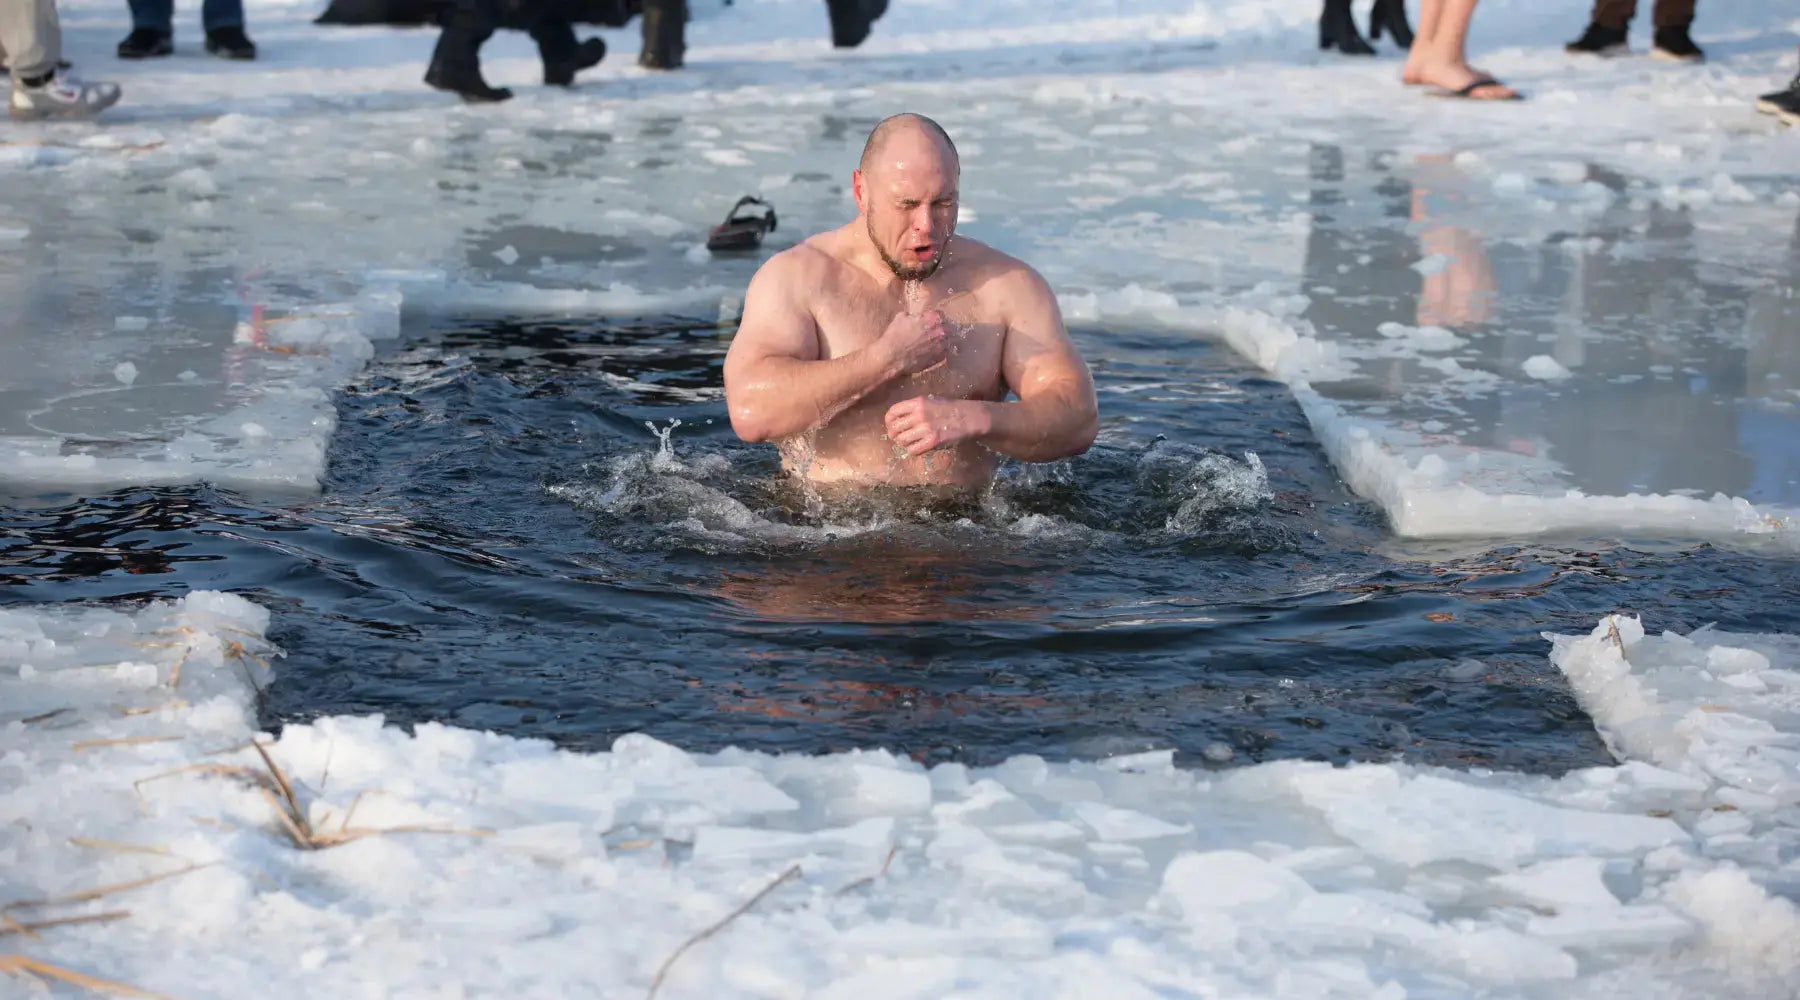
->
<box><xmin>117</xmin><ymin>27</ymin><xmax>174</xmax><ymax>58</ymax></box>
<box><xmin>425</xmin><ymin>5</ymin><xmax>512</xmax><ymax>101</ymax></box>
<box><xmin>1319</xmin><ymin>0</ymin><xmax>1374</xmax><ymax>56</ymax></box>
<box><xmin>825</xmin><ymin>0</ymin><xmax>885</xmax><ymax>49</ymax></box>
<box><xmin>1368</xmin><ymin>0</ymin><xmax>1412</xmax><ymax>48</ymax></box>
<box><xmin>543</xmin><ymin>35</ymin><xmax>605</xmax><ymax>85</ymax></box>
<box><xmin>1565</xmin><ymin>21</ymin><xmax>1629</xmax><ymax>56</ymax></box>
<box><xmin>638</xmin><ymin>0</ymin><xmax>685</xmax><ymax>69</ymax></box>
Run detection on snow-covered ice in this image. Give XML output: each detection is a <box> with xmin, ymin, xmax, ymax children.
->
<box><xmin>4</xmin><ymin>0</ymin><xmax>1800</xmax><ymax>994</ymax></box>
<box><xmin>4</xmin><ymin>594</ymin><xmax>1800</xmax><ymax>997</ymax></box>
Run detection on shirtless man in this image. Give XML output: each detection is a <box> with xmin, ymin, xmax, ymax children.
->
<box><xmin>722</xmin><ymin>113</ymin><xmax>1098</xmax><ymax>492</ymax></box>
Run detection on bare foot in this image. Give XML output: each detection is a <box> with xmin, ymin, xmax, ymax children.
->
<box><xmin>1406</xmin><ymin>60</ymin><xmax>1517</xmax><ymax>99</ymax></box>
<box><xmin>1403</xmin><ymin>63</ymin><xmax>1492</xmax><ymax>86</ymax></box>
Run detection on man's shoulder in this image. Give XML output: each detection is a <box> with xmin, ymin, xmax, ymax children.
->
<box><xmin>953</xmin><ymin>238</ymin><xmax>1052</xmax><ymax>297</ymax></box>
<box><xmin>753</xmin><ymin>231</ymin><xmax>851</xmax><ymax>286</ymax></box>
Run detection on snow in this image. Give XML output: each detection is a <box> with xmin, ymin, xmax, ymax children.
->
<box><xmin>6</xmin><ymin>593</ymin><xmax>1800</xmax><ymax>997</ymax></box>
<box><xmin>4</xmin><ymin>0</ymin><xmax>1800</xmax><ymax>995</ymax></box>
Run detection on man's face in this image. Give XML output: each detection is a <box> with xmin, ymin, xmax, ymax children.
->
<box><xmin>855</xmin><ymin>133</ymin><xmax>959</xmax><ymax>281</ymax></box>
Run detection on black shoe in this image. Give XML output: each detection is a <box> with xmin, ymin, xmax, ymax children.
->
<box><xmin>424</xmin><ymin>61</ymin><xmax>512</xmax><ymax>101</ymax></box>
<box><xmin>1651</xmin><ymin>24</ymin><xmax>1704</xmax><ymax>63</ymax></box>
<box><xmin>1318</xmin><ymin>0</ymin><xmax>1374</xmax><ymax>56</ymax></box>
<box><xmin>1565</xmin><ymin>22</ymin><xmax>1628</xmax><ymax>56</ymax></box>
<box><xmin>117</xmin><ymin>28</ymin><xmax>173</xmax><ymax>59</ymax></box>
<box><xmin>1368</xmin><ymin>0</ymin><xmax>1412</xmax><ymax>48</ymax></box>
<box><xmin>638</xmin><ymin>0</ymin><xmax>685</xmax><ymax>68</ymax></box>
<box><xmin>1756</xmin><ymin>72</ymin><xmax>1800</xmax><ymax>126</ymax></box>
<box><xmin>205</xmin><ymin>26</ymin><xmax>256</xmax><ymax>59</ymax></box>
<box><xmin>825</xmin><ymin>0</ymin><xmax>884</xmax><ymax>49</ymax></box>
<box><xmin>545</xmin><ymin>36</ymin><xmax>605</xmax><ymax>85</ymax></box>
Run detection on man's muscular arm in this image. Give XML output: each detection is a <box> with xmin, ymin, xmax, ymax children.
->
<box><xmin>724</xmin><ymin>251</ymin><xmax>947</xmax><ymax>443</ymax></box>
<box><xmin>884</xmin><ymin>268</ymin><xmax>1097</xmax><ymax>462</ymax></box>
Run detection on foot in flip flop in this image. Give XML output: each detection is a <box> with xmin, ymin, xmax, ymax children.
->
<box><xmin>1408</xmin><ymin>62</ymin><xmax>1519</xmax><ymax>100</ymax></box>
<box><xmin>706</xmin><ymin>196</ymin><xmax>777</xmax><ymax>252</ymax></box>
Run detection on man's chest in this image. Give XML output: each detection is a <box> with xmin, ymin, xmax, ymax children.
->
<box><xmin>813</xmin><ymin>291</ymin><xmax>1007</xmax><ymax>399</ymax></box>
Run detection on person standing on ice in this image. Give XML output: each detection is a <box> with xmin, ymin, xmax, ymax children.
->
<box><xmin>1400</xmin><ymin>0</ymin><xmax>1519</xmax><ymax>99</ymax></box>
<box><xmin>424</xmin><ymin>0</ymin><xmax>609</xmax><ymax>102</ymax></box>
<box><xmin>2</xmin><ymin>0</ymin><xmax>122</xmax><ymax>118</ymax></box>
<box><xmin>1564</xmin><ymin>0</ymin><xmax>1704</xmax><ymax>62</ymax></box>
<box><xmin>722</xmin><ymin>113</ymin><xmax>1098</xmax><ymax>492</ymax></box>
<box><xmin>116</xmin><ymin>0</ymin><xmax>256</xmax><ymax>59</ymax></box>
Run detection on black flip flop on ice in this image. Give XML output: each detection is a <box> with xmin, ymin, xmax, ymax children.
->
<box><xmin>706</xmin><ymin>196</ymin><xmax>777</xmax><ymax>252</ymax></box>
<box><xmin>1427</xmin><ymin>75</ymin><xmax>1522</xmax><ymax>101</ymax></box>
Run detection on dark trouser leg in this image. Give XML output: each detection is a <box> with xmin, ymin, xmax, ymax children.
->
<box><xmin>1651</xmin><ymin>0</ymin><xmax>1695</xmax><ymax>28</ymax></box>
<box><xmin>530</xmin><ymin>15</ymin><xmax>577</xmax><ymax>65</ymax></box>
<box><xmin>1589</xmin><ymin>0</ymin><xmax>1638</xmax><ymax>28</ymax></box>
<box><xmin>425</xmin><ymin>0</ymin><xmax>511</xmax><ymax>100</ymax></box>
<box><xmin>638</xmin><ymin>0</ymin><xmax>684</xmax><ymax>69</ymax></box>
<box><xmin>128</xmin><ymin>0</ymin><xmax>174</xmax><ymax>31</ymax></box>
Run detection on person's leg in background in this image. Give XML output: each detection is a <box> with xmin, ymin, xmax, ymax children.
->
<box><xmin>524</xmin><ymin>0</ymin><xmax>606</xmax><ymax>86</ymax></box>
<box><xmin>118</xmin><ymin>0</ymin><xmax>174</xmax><ymax>57</ymax></box>
<box><xmin>3</xmin><ymin>0</ymin><xmax>122</xmax><ymax>118</ymax></box>
<box><xmin>1567</xmin><ymin>0</ymin><xmax>1634</xmax><ymax>56</ymax></box>
<box><xmin>637</xmin><ymin>0</ymin><xmax>683</xmax><ymax>69</ymax></box>
<box><xmin>425</xmin><ymin>0</ymin><xmax>511</xmax><ymax>102</ymax></box>
<box><xmin>1649</xmin><ymin>0</ymin><xmax>1701</xmax><ymax>63</ymax></box>
<box><xmin>1402</xmin><ymin>0</ymin><xmax>1519</xmax><ymax>100</ymax></box>
<box><xmin>201</xmin><ymin>0</ymin><xmax>256</xmax><ymax>59</ymax></box>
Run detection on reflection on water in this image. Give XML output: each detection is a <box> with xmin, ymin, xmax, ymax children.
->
<box><xmin>1301</xmin><ymin>143</ymin><xmax>1800</xmax><ymax>506</ymax></box>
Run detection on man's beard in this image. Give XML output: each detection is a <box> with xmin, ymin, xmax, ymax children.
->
<box><xmin>869</xmin><ymin>218</ymin><xmax>942</xmax><ymax>281</ymax></box>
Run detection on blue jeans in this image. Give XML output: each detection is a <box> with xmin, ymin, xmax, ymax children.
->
<box><xmin>128</xmin><ymin>0</ymin><xmax>243</xmax><ymax>32</ymax></box>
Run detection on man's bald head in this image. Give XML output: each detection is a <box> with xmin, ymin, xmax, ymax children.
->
<box><xmin>858</xmin><ymin>113</ymin><xmax>959</xmax><ymax>177</ymax></box>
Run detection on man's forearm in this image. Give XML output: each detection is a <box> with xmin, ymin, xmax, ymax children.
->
<box><xmin>970</xmin><ymin>383</ymin><xmax>1098</xmax><ymax>462</ymax></box>
<box><xmin>728</xmin><ymin>346</ymin><xmax>901</xmax><ymax>442</ymax></box>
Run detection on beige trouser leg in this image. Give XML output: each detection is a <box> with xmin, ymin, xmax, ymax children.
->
<box><xmin>0</xmin><ymin>0</ymin><xmax>61</xmax><ymax>80</ymax></box>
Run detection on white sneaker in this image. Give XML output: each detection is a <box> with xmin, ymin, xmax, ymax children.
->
<box><xmin>10</xmin><ymin>72</ymin><xmax>122</xmax><ymax>120</ymax></box>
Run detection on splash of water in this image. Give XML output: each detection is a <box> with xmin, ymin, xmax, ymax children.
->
<box><xmin>644</xmin><ymin>418</ymin><xmax>684</xmax><ymax>472</ymax></box>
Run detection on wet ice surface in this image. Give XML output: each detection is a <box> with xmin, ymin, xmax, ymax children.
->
<box><xmin>5</xmin><ymin>0</ymin><xmax>1800</xmax><ymax>995</ymax></box>
<box><xmin>2</xmin><ymin>0</ymin><xmax>1796</xmax><ymax>540</ymax></box>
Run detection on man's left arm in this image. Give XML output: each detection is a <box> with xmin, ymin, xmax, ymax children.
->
<box><xmin>883</xmin><ymin>268</ymin><xmax>1098</xmax><ymax>462</ymax></box>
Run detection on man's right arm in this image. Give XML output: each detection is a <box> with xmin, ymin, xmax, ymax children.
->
<box><xmin>723</xmin><ymin>252</ymin><xmax>942</xmax><ymax>443</ymax></box>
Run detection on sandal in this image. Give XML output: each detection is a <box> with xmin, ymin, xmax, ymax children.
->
<box><xmin>1427</xmin><ymin>75</ymin><xmax>1522</xmax><ymax>100</ymax></box>
<box><xmin>706</xmin><ymin>196</ymin><xmax>777</xmax><ymax>252</ymax></box>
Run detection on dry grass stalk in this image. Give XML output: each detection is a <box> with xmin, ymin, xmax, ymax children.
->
<box><xmin>832</xmin><ymin>845</ymin><xmax>898</xmax><ymax>897</ymax></box>
<box><xmin>247</xmin><ymin>742</ymin><xmax>491</xmax><ymax>850</ymax></box>
<box><xmin>0</xmin><ymin>911</ymin><xmax>130</xmax><ymax>937</ymax></box>
<box><xmin>21</xmin><ymin>708</ymin><xmax>73</xmax><ymax>726</ymax></box>
<box><xmin>3</xmin><ymin>864</ymin><xmax>214</xmax><ymax>912</ymax></box>
<box><xmin>1606</xmin><ymin>617</ymin><xmax>1624</xmax><ymax>651</ymax></box>
<box><xmin>203</xmin><ymin>741</ymin><xmax>255</xmax><ymax>758</ymax></box>
<box><xmin>72</xmin><ymin>736</ymin><xmax>183</xmax><ymax>752</ymax></box>
<box><xmin>1</xmin><ymin>914</ymin><xmax>36</xmax><ymax>940</ymax></box>
<box><xmin>0</xmin><ymin>954</ymin><xmax>174</xmax><ymax>998</ymax></box>
<box><xmin>646</xmin><ymin>864</ymin><xmax>802</xmax><ymax>1000</ymax></box>
<box><xmin>68</xmin><ymin>838</ymin><xmax>174</xmax><ymax>858</ymax></box>
<box><xmin>118</xmin><ymin>702</ymin><xmax>189</xmax><ymax>718</ymax></box>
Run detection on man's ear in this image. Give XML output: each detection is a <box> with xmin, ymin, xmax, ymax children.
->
<box><xmin>851</xmin><ymin>169</ymin><xmax>866</xmax><ymax>214</ymax></box>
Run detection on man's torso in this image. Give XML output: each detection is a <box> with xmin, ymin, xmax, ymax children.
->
<box><xmin>780</xmin><ymin>232</ymin><xmax>1012</xmax><ymax>488</ymax></box>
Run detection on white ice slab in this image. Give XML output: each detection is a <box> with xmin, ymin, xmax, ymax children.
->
<box><xmin>5</xmin><ymin>591</ymin><xmax>1800</xmax><ymax>997</ymax></box>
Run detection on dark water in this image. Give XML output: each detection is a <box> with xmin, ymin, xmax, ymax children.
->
<box><xmin>7</xmin><ymin>316</ymin><xmax>1799</xmax><ymax>771</ymax></box>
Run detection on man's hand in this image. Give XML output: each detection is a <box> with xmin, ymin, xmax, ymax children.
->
<box><xmin>884</xmin><ymin>395</ymin><xmax>990</xmax><ymax>456</ymax></box>
<box><xmin>876</xmin><ymin>309</ymin><xmax>949</xmax><ymax>376</ymax></box>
